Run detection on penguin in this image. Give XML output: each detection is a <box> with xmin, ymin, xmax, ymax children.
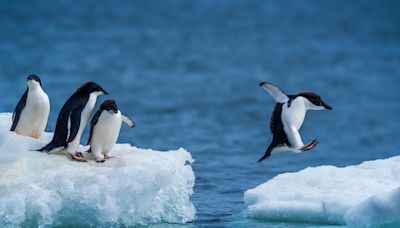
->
<box><xmin>87</xmin><ymin>99</ymin><xmax>135</xmax><ymax>162</ymax></box>
<box><xmin>258</xmin><ymin>82</ymin><xmax>332</xmax><ymax>162</ymax></box>
<box><xmin>38</xmin><ymin>81</ymin><xmax>107</xmax><ymax>162</ymax></box>
<box><xmin>11</xmin><ymin>74</ymin><xmax>50</xmax><ymax>139</ymax></box>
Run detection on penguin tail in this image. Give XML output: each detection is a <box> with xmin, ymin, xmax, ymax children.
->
<box><xmin>257</xmin><ymin>144</ymin><xmax>274</xmax><ymax>163</ymax></box>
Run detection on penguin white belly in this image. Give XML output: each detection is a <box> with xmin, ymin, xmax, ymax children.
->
<box><xmin>14</xmin><ymin>88</ymin><xmax>50</xmax><ymax>139</ymax></box>
<box><xmin>67</xmin><ymin>93</ymin><xmax>98</xmax><ymax>153</ymax></box>
<box><xmin>281</xmin><ymin>97</ymin><xmax>307</xmax><ymax>149</ymax></box>
<box><xmin>91</xmin><ymin>111</ymin><xmax>122</xmax><ymax>158</ymax></box>
<box><xmin>282</xmin><ymin>97</ymin><xmax>307</xmax><ymax>130</ymax></box>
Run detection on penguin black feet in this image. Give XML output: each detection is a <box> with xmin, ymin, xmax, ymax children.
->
<box><xmin>70</xmin><ymin>152</ymin><xmax>87</xmax><ymax>162</ymax></box>
<box><xmin>95</xmin><ymin>155</ymin><xmax>106</xmax><ymax>163</ymax></box>
<box><xmin>300</xmin><ymin>140</ymin><xmax>319</xmax><ymax>152</ymax></box>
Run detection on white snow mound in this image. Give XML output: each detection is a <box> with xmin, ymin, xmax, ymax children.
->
<box><xmin>244</xmin><ymin>157</ymin><xmax>400</xmax><ymax>226</ymax></box>
<box><xmin>0</xmin><ymin>113</ymin><xmax>196</xmax><ymax>227</ymax></box>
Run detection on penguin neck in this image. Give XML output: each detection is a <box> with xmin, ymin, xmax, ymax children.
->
<box><xmin>282</xmin><ymin>97</ymin><xmax>308</xmax><ymax>130</ymax></box>
<box><xmin>88</xmin><ymin>92</ymin><xmax>100</xmax><ymax>104</ymax></box>
<box><xmin>86</xmin><ymin>92</ymin><xmax>101</xmax><ymax>110</ymax></box>
<box><xmin>28</xmin><ymin>84</ymin><xmax>44</xmax><ymax>94</ymax></box>
<box><xmin>288</xmin><ymin>96</ymin><xmax>313</xmax><ymax>113</ymax></box>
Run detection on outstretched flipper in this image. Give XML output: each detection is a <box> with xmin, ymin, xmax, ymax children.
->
<box><xmin>122</xmin><ymin>115</ymin><xmax>135</xmax><ymax>127</ymax></box>
<box><xmin>260</xmin><ymin>82</ymin><xmax>289</xmax><ymax>103</ymax></box>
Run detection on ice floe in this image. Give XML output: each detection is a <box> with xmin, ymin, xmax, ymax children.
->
<box><xmin>0</xmin><ymin>113</ymin><xmax>196</xmax><ymax>227</ymax></box>
<box><xmin>244</xmin><ymin>156</ymin><xmax>400</xmax><ymax>226</ymax></box>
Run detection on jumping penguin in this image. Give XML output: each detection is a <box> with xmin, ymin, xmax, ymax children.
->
<box><xmin>87</xmin><ymin>99</ymin><xmax>135</xmax><ymax>162</ymax></box>
<box><xmin>38</xmin><ymin>82</ymin><xmax>107</xmax><ymax>162</ymax></box>
<box><xmin>11</xmin><ymin>74</ymin><xmax>50</xmax><ymax>139</ymax></box>
<box><xmin>258</xmin><ymin>82</ymin><xmax>332</xmax><ymax>162</ymax></box>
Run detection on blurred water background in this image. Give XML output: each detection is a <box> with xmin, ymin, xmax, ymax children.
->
<box><xmin>1</xmin><ymin>0</ymin><xmax>399</xmax><ymax>227</ymax></box>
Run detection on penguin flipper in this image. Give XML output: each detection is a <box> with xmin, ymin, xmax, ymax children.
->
<box><xmin>67</xmin><ymin>105</ymin><xmax>85</xmax><ymax>143</ymax></box>
<box><xmin>122</xmin><ymin>114</ymin><xmax>135</xmax><ymax>127</ymax></box>
<box><xmin>87</xmin><ymin>109</ymin><xmax>102</xmax><ymax>145</ymax></box>
<box><xmin>260</xmin><ymin>82</ymin><xmax>289</xmax><ymax>103</ymax></box>
<box><xmin>10</xmin><ymin>89</ymin><xmax>28</xmax><ymax>131</ymax></box>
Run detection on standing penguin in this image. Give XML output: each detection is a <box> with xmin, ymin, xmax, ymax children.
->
<box><xmin>258</xmin><ymin>82</ymin><xmax>332</xmax><ymax>162</ymax></box>
<box><xmin>11</xmin><ymin>74</ymin><xmax>50</xmax><ymax>139</ymax></box>
<box><xmin>38</xmin><ymin>82</ymin><xmax>107</xmax><ymax>162</ymax></box>
<box><xmin>87</xmin><ymin>99</ymin><xmax>135</xmax><ymax>162</ymax></box>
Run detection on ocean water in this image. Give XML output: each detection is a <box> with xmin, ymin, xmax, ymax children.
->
<box><xmin>1</xmin><ymin>0</ymin><xmax>399</xmax><ymax>227</ymax></box>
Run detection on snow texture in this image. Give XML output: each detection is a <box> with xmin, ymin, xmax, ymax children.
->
<box><xmin>0</xmin><ymin>113</ymin><xmax>196</xmax><ymax>227</ymax></box>
<box><xmin>244</xmin><ymin>156</ymin><xmax>400</xmax><ymax>226</ymax></box>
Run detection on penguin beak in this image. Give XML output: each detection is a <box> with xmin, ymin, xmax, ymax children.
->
<box><xmin>108</xmin><ymin>109</ymin><xmax>118</xmax><ymax>114</ymax></box>
<box><xmin>109</xmin><ymin>104</ymin><xmax>119</xmax><ymax>113</ymax></box>
<box><xmin>322</xmin><ymin>102</ymin><xmax>332</xmax><ymax>110</ymax></box>
<box><xmin>98</xmin><ymin>86</ymin><xmax>108</xmax><ymax>95</ymax></box>
<box><xmin>27</xmin><ymin>75</ymin><xmax>41</xmax><ymax>84</ymax></box>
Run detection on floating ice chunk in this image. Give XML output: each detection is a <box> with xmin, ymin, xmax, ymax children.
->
<box><xmin>0</xmin><ymin>113</ymin><xmax>196</xmax><ymax>227</ymax></box>
<box><xmin>344</xmin><ymin>187</ymin><xmax>400</xmax><ymax>226</ymax></box>
<box><xmin>244</xmin><ymin>156</ymin><xmax>400</xmax><ymax>226</ymax></box>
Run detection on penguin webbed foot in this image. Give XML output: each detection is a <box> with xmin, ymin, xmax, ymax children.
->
<box><xmin>70</xmin><ymin>152</ymin><xmax>87</xmax><ymax>162</ymax></box>
<box><xmin>104</xmin><ymin>154</ymin><xmax>113</xmax><ymax>159</ymax></box>
<box><xmin>95</xmin><ymin>156</ymin><xmax>106</xmax><ymax>163</ymax></box>
<box><xmin>300</xmin><ymin>140</ymin><xmax>319</xmax><ymax>152</ymax></box>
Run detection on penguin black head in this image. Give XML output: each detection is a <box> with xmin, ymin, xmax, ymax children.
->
<box><xmin>77</xmin><ymin>82</ymin><xmax>108</xmax><ymax>95</ymax></box>
<box><xmin>27</xmin><ymin>74</ymin><xmax>42</xmax><ymax>87</ymax></box>
<box><xmin>100</xmin><ymin>99</ymin><xmax>119</xmax><ymax>114</ymax></box>
<box><xmin>298</xmin><ymin>92</ymin><xmax>332</xmax><ymax>110</ymax></box>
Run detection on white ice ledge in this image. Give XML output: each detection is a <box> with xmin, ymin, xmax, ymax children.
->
<box><xmin>0</xmin><ymin>113</ymin><xmax>196</xmax><ymax>227</ymax></box>
<box><xmin>244</xmin><ymin>156</ymin><xmax>400</xmax><ymax>226</ymax></box>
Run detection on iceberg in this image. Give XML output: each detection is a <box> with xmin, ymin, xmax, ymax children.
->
<box><xmin>244</xmin><ymin>157</ymin><xmax>400</xmax><ymax>226</ymax></box>
<box><xmin>0</xmin><ymin>113</ymin><xmax>196</xmax><ymax>227</ymax></box>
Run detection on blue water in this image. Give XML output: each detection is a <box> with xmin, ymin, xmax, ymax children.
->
<box><xmin>1</xmin><ymin>1</ymin><xmax>400</xmax><ymax>227</ymax></box>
